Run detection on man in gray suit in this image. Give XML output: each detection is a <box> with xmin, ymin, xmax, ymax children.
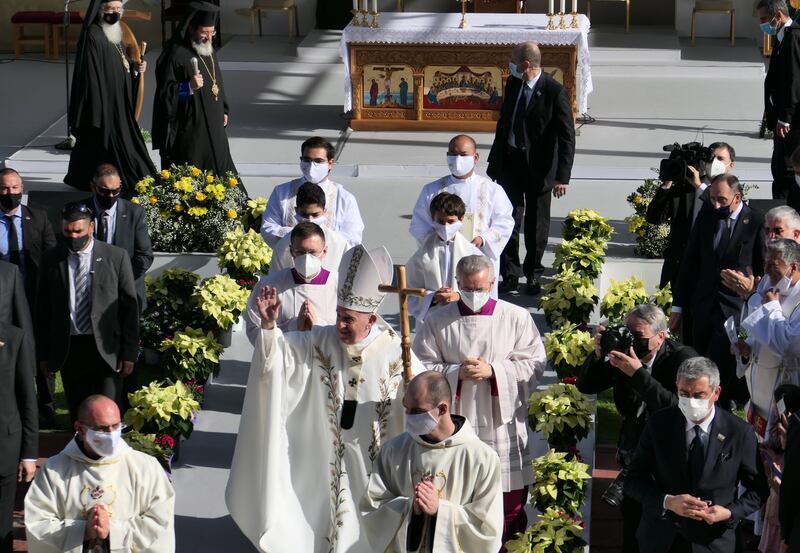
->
<box><xmin>80</xmin><ymin>163</ymin><xmax>153</xmax><ymax>312</ymax></box>
<box><xmin>35</xmin><ymin>203</ymin><xmax>139</xmax><ymax>422</ymax></box>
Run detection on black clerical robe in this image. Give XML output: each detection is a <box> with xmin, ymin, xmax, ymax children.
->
<box><xmin>65</xmin><ymin>23</ymin><xmax>156</xmax><ymax>195</ymax></box>
<box><xmin>152</xmin><ymin>42</ymin><xmax>239</xmax><ymax>183</ymax></box>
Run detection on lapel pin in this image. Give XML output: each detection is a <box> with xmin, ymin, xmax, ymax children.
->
<box><xmin>95</xmin><ymin>257</ymin><xmax>102</xmax><ymax>263</ymax></box>
<box><xmin>743</xmin><ymin>218</ymin><xmax>749</xmax><ymax>225</ymax></box>
<box><xmin>717</xmin><ymin>433</ymin><xmax>726</xmax><ymax>442</ymax></box>
<box><xmin>0</xmin><ymin>341</ymin><xmax>5</xmax><ymax>348</ymax></box>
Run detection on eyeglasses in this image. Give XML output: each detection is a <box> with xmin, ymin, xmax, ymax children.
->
<box><xmin>62</xmin><ymin>202</ymin><xmax>95</xmax><ymax>217</ymax></box>
<box><xmin>95</xmin><ymin>187</ymin><xmax>121</xmax><ymax>197</ymax></box>
<box><xmin>198</xmin><ymin>30</ymin><xmax>217</xmax><ymax>38</ymax></box>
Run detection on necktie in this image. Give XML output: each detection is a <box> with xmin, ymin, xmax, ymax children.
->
<box><xmin>5</xmin><ymin>214</ymin><xmax>20</xmax><ymax>267</ymax></box>
<box><xmin>96</xmin><ymin>212</ymin><xmax>108</xmax><ymax>242</ymax></box>
<box><xmin>513</xmin><ymin>85</ymin><xmax>530</xmax><ymax>149</ymax></box>
<box><xmin>688</xmin><ymin>425</ymin><xmax>705</xmax><ymax>487</ymax></box>
<box><xmin>73</xmin><ymin>253</ymin><xmax>93</xmax><ymax>334</ymax></box>
<box><xmin>715</xmin><ymin>218</ymin><xmax>731</xmax><ymax>256</ymax></box>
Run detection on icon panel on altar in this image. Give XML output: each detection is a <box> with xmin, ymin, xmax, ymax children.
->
<box><xmin>423</xmin><ymin>65</ymin><xmax>502</xmax><ymax>111</ymax></box>
<box><xmin>363</xmin><ymin>65</ymin><xmax>415</xmax><ymax>109</ymax></box>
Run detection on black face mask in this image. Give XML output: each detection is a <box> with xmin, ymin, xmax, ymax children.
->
<box><xmin>633</xmin><ymin>336</ymin><xmax>652</xmax><ymax>359</ymax></box>
<box><xmin>714</xmin><ymin>204</ymin><xmax>732</xmax><ymax>220</ymax></box>
<box><xmin>95</xmin><ymin>194</ymin><xmax>118</xmax><ymax>210</ymax></box>
<box><xmin>66</xmin><ymin>234</ymin><xmax>91</xmax><ymax>253</ymax></box>
<box><xmin>0</xmin><ymin>193</ymin><xmax>22</xmax><ymax>211</ymax></box>
<box><xmin>102</xmin><ymin>12</ymin><xmax>121</xmax><ymax>25</ymax></box>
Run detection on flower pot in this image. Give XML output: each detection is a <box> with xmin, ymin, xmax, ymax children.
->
<box><xmin>216</xmin><ymin>326</ymin><xmax>232</xmax><ymax>348</ymax></box>
<box><xmin>148</xmin><ymin>252</ymin><xmax>220</xmax><ymax>279</ymax></box>
<box><xmin>141</xmin><ymin>348</ymin><xmax>164</xmax><ymax>367</ymax></box>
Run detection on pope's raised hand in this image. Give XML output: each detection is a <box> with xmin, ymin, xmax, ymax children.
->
<box><xmin>256</xmin><ymin>287</ymin><xmax>282</xmax><ymax>329</ymax></box>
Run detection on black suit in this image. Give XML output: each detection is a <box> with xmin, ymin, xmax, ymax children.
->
<box><xmin>0</xmin><ymin>322</ymin><xmax>38</xmax><ymax>553</ymax></box>
<box><xmin>765</xmin><ymin>21</ymin><xmax>800</xmax><ymax>201</ymax></box>
<box><xmin>780</xmin><ymin>413</ymin><xmax>800</xmax><ymax>551</ymax></box>
<box><xmin>16</xmin><ymin>205</ymin><xmax>57</xmax><ymax>302</ymax></box>
<box><xmin>625</xmin><ymin>406</ymin><xmax>768</xmax><ymax>553</ymax></box>
<box><xmin>646</xmin><ymin>184</ymin><xmax>710</xmax><ymax>288</ymax></box>
<box><xmin>0</xmin><ymin>261</ymin><xmax>33</xmax><ymax>345</ymax></box>
<box><xmin>79</xmin><ymin>196</ymin><xmax>154</xmax><ymax>311</ymax></box>
<box><xmin>578</xmin><ymin>339</ymin><xmax>697</xmax><ymax>553</ymax></box>
<box><xmin>35</xmin><ymin>240</ymin><xmax>139</xmax><ymax>421</ymax></box>
<box><xmin>487</xmin><ymin>72</ymin><xmax>575</xmax><ymax>281</ymax></box>
<box><xmin>674</xmin><ymin>204</ymin><xmax>765</xmax><ymax>403</ymax></box>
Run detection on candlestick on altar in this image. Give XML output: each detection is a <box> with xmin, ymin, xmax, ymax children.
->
<box><xmin>558</xmin><ymin>11</ymin><xmax>567</xmax><ymax>29</ymax></box>
<box><xmin>369</xmin><ymin>10</ymin><xmax>381</xmax><ymax>27</ymax></box>
<box><xmin>458</xmin><ymin>0</ymin><xmax>471</xmax><ymax>29</ymax></box>
<box><xmin>350</xmin><ymin>8</ymin><xmax>362</xmax><ymax>25</ymax></box>
<box><xmin>546</xmin><ymin>12</ymin><xmax>556</xmax><ymax>30</ymax></box>
<box><xmin>570</xmin><ymin>11</ymin><xmax>578</xmax><ymax>28</ymax></box>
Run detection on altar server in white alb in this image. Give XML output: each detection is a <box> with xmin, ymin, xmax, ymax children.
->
<box><xmin>268</xmin><ymin>181</ymin><xmax>349</xmax><ymax>274</ymax></box>
<box><xmin>226</xmin><ymin>245</ymin><xmax>423</xmax><ymax>553</ymax></box>
<box><xmin>25</xmin><ymin>395</ymin><xmax>175</xmax><ymax>553</ymax></box>
<box><xmin>737</xmin><ymin>239</ymin><xmax>800</xmax><ymax>440</ymax></box>
<box><xmin>409</xmin><ymin>134</ymin><xmax>514</xmax><ymax>294</ymax></box>
<box><xmin>406</xmin><ymin>192</ymin><xmax>482</xmax><ymax>323</ymax></box>
<box><xmin>245</xmin><ymin>222</ymin><xmax>338</xmax><ymax>339</ymax></box>
<box><xmin>261</xmin><ymin>136</ymin><xmax>364</xmax><ymax>247</ymax></box>
<box><xmin>361</xmin><ymin>370</ymin><xmax>504</xmax><ymax>553</ymax></box>
<box><xmin>412</xmin><ymin>254</ymin><xmax>546</xmax><ymax>545</ymax></box>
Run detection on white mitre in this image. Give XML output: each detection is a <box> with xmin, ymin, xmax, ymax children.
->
<box><xmin>337</xmin><ymin>245</ymin><xmax>393</xmax><ymax>313</ymax></box>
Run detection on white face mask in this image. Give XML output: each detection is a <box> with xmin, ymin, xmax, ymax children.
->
<box><xmin>405</xmin><ymin>409</ymin><xmax>439</xmax><ymax>435</ymax></box>
<box><xmin>300</xmin><ymin>161</ymin><xmax>330</xmax><ymax>184</ymax></box>
<box><xmin>708</xmin><ymin>158</ymin><xmax>727</xmax><ymax>179</ymax></box>
<box><xmin>773</xmin><ymin>268</ymin><xmax>795</xmax><ymax>295</ymax></box>
<box><xmin>460</xmin><ymin>289</ymin><xmax>491</xmax><ymax>312</ymax></box>
<box><xmin>85</xmin><ymin>427</ymin><xmax>122</xmax><ymax>458</ymax></box>
<box><xmin>433</xmin><ymin>220</ymin><xmax>463</xmax><ymax>242</ymax></box>
<box><xmin>678</xmin><ymin>395</ymin><xmax>713</xmax><ymax>423</ymax></box>
<box><xmin>447</xmin><ymin>154</ymin><xmax>476</xmax><ymax>178</ymax></box>
<box><xmin>294</xmin><ymin>253</ymin><xmax>322</xmax><ymax>279</ymax></box>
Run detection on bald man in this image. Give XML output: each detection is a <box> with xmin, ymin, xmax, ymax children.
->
<box><xmin>25</xmin><ymin>395</ymin><xmax>175</xmax><ymax>553</ymax></box>
<box><xmin>361</xmin><ymin>371</ymin><xmax>503</xmax><ymax>552</ymax></box>
<box><xmin>487</xmin><ymin>41</ymin><xmax>575</xmax><ymax>296</ymax></box>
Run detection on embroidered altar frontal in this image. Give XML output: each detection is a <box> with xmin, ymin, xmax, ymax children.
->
<box><xmin>340</xmin><ymin>13</ymin><xmax>592</xmax><ymax>132</ymax></box>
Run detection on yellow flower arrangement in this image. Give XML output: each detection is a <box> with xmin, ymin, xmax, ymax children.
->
<box><xmin>190</xmin><ymin>166</ymin><xmax>201</xmax><ymax>177</ymax></box>
<box><xmin>206</xmin><ymin>175</ymin><xmax>215</xmax><ymax>184</ymax></box>
<box><xmin>174</xmin><ymin>204</ymin><xmax>184</xmax><ymax>213</ymax></box>
<box><xmin>187</xmin><ymin>206</ymin><xmax>208</xmax><ymax>218</ymax></box>
<box><xmin>148</xmin><ymin>196</ymin><xmax>158</xmax><ymax>205</ymax></box>
<box><xmin>227</xmin><ymin>209</ymin><xmax>237</xmax><ymax>219</ymax></box>
<box><xmin>204</xmin><ymin>183</ymin><xmax>225</xmax><ymax>201</ymax></box>
<box><xmin>135</xmin><ymin>176</ymin><xmax>155</xmax><ymax>194</ymax></box>
<box><xmin>195</xmin><ymin>192</ymin><xmax>206</xmax><ymax>202</ymax></box>
<box><xmin>632</xmin><ymin>194</ymin><xmax>642</xmax><ymax>205</ymax></box>
<box><xmin>174</xmin><ymin>177</ymin><xmax>193</xmax><ymax>194</ymax></box>
<box><xmin>131</xmin><ymin>198</ymin><xmax>140</xmax><ymax>204</ymax></box>
<box><xmin>792</xmin><ymin>0</ymin><xmax>800</xmax><ymax>9</ymax></box>
<box><xmin>160</xmin><ymin>169</ymin><xmax>170</xmax><ymax>180</ymax></box>
<box><xmin>227</xmin><ymin>177</ymin><xmax>238</xmax><ymax>188</ymax></box>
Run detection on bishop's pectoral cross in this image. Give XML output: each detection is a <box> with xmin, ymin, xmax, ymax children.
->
<box><xmin>379</xmin><ymin>265</ymin><xmax>426</xmax><ymax>383</ymax></box>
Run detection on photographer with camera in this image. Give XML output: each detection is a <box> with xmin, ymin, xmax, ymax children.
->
<box><xmin>646</xmin><ymin>142</ymin><xmax>735</xmax><ymax>289</ymax></box>
<box><xmin>577</xmin><ymin>304</ymin><xmax>698</xmax><ymax>553</ymax></box>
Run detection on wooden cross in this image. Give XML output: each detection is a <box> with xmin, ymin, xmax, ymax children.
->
<box><xmin>378</xmin><ymin>265</ymin><xmax>426</xmax><ymax>383</ymax></box>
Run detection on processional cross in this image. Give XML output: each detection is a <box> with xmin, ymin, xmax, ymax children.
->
<box><xmin>379</xmin><ymin>265</ymin><xmax>426</xmax><ymax>383</ymax></box>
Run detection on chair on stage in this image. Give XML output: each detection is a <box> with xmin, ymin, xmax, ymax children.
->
<box><xmin>473</xmin><ymin>0</ymin><xmax>528</xmax><ymax>13</ymax></box>
<box><xmin>587</xmin><ymin>0</ymin><xmax>631</xmax><ymax>32</ymax></box>
<box><xmin>235</xmin><ymin>0</ymin><xmax>299</xmax><ymax>39</ymax></box>
<box><xmin>691</xmin><ymin>0</ymin><xmax>735</xmax><ymax>47</ymax></box>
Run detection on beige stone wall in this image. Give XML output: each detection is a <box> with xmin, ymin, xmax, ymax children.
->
<box><xmin>2</xmin><ymin>0</ymin><xmax>164</xmax><ymax>54</ymax></box>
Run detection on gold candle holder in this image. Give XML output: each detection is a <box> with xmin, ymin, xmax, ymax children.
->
<box><xmin>570</xmin><ymin>11</ymin><xmax>578</xmax><ymax>28</ymax></box>
<box><xmin>546</xmin><ymin>12</ymin><xmax>556</xmax><ymax>30</ymax></box>
<box><xmin>369</xmin><ymin>10</ymin><xmax>380</xmax><ymax>28</ymax></box>
<box><xmin>351</xmin><ymin>8</ymin><xmax>362</xmax><ymax>26</ymax></box>
<box><xmin>558</xmin><ymin>11</ymin><xmax>567</xmax><ymax>29</ymax></box>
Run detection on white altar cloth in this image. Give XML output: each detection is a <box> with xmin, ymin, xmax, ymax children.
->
<box><xmin>339</xmin><ymin>12</ymin><xmax>592</xmax><ymax>114</ymax></box>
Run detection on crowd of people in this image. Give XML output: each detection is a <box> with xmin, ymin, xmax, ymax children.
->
<box><xmin>4</xmin><ymin>0</ymin><xmax>800</xmax><ymax>551</ymax></box>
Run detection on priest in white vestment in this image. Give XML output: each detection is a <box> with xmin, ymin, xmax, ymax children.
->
<box><xmin>738</xmin><ymin>239</ymin><xmax>800</xmax><ymax>440</ymax></box>
<box><xmin>261</xmin><ymin>137</ymin><xmax>364</xmax><ymax>247</ymax></box>
<box><xmin>406</xmin><ymin>192</ymin><xmax>482</xmax><ymax>323</ymax></box>
<box><xmin>246</xmin><ymin>222</ymin><xmax>338</xmax><ymax>339</ymax></box>
<box><xmin>409</xmin><ymin>134</ymin><xmax>514</xmax><ymax>294</ymax></box>
<box><xmin>361</xmin><ymin>370</ymin><xmax>503</xmax><ymax>553</ymax></box>
<box><xmin>25</xmin><ymin>395</ymin><xmax>174</xmax><ymax>553</ymax></box>
<box><xmin>227</xmin><ymin>245</ymin><xmax>423</xmax><ymax>553</ymax></box>
<box><xmin>412</xmin><ymin>255</ymin><xmax>546</xmax><ymax>546</ymax></box>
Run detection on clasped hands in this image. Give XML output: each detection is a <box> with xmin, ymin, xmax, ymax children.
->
<box><xmin>412</xmin><ymin>478</ymin><xmax>439</xmax><ymax>516</ymax></box>
<box><xmin>665</xmin><ymin>494</ymin><xmax>731</xmax><ymax>525</ymax></box>
<box><xmin>459</xmin><ymin>357</ymin><xmax>492</xmax><ymax>381</ymax></box>
<box><xmin>297</xmin><ymin>299</ymin><xmax>316</xmax><ymax>331</ymax></box>
<box><xmin>84</xmin><ymin>504</ymin><xmax>110</xmax><ymax>541</ymax></box>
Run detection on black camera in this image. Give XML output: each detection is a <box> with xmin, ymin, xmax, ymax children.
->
<box><xmin>600</xmin><ymin>325</ymin><xmax>635</xmax><ymax>357</ymax></box>
<box><xmin>602</xmin><ymin>468</ymin><xmax>628</xmax><ymax>508</ymax></box>
<box><xmin>658</xmin><ymin>142</ymin><xmax>715</xmax><ymax>183</ymax></box>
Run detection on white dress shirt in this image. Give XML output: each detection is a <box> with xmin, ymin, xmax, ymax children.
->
<box><xmin>93</xmin><ymin>197</ymin><xmax>118</xmax><ymax>245</ymax></box>
<box><xmin>684</xmin><ymin>406</ymin><xmax>715</xmax><ymax>450</ymax></box>
<box><xmin>68</xmin><ymin>240</ymin><xmax>95</xmax><ymax>335</ymax></box>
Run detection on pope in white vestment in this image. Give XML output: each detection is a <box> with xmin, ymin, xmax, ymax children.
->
<box><xmin>25</xmin><ymin>396</ymin><xmax>174</xmax><ymax>553</ymax></box>
<box><xmin>361</xmin><ymin>371</ymin><xmax>503</xmax><ymax>553</ymax></box>
<box><xmin>227</xmin><ymin>245</ymin><xmax>423</xmax><ymax>553</ymax></box>
<box><xmin>739</xmin><ymin>240</ymin><xmax>800</xmax><ymax>439</ymax></box>
<box><xmin>409</xmin><ymin>136</ymin><xmax>514</xmax><ymax>291</ymax></box>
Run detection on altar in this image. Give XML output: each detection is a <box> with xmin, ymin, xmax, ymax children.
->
<box><xmin>339</xmin><ymin>12</ymin><xmax>592</xmax><ymax>132</ymax></box>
